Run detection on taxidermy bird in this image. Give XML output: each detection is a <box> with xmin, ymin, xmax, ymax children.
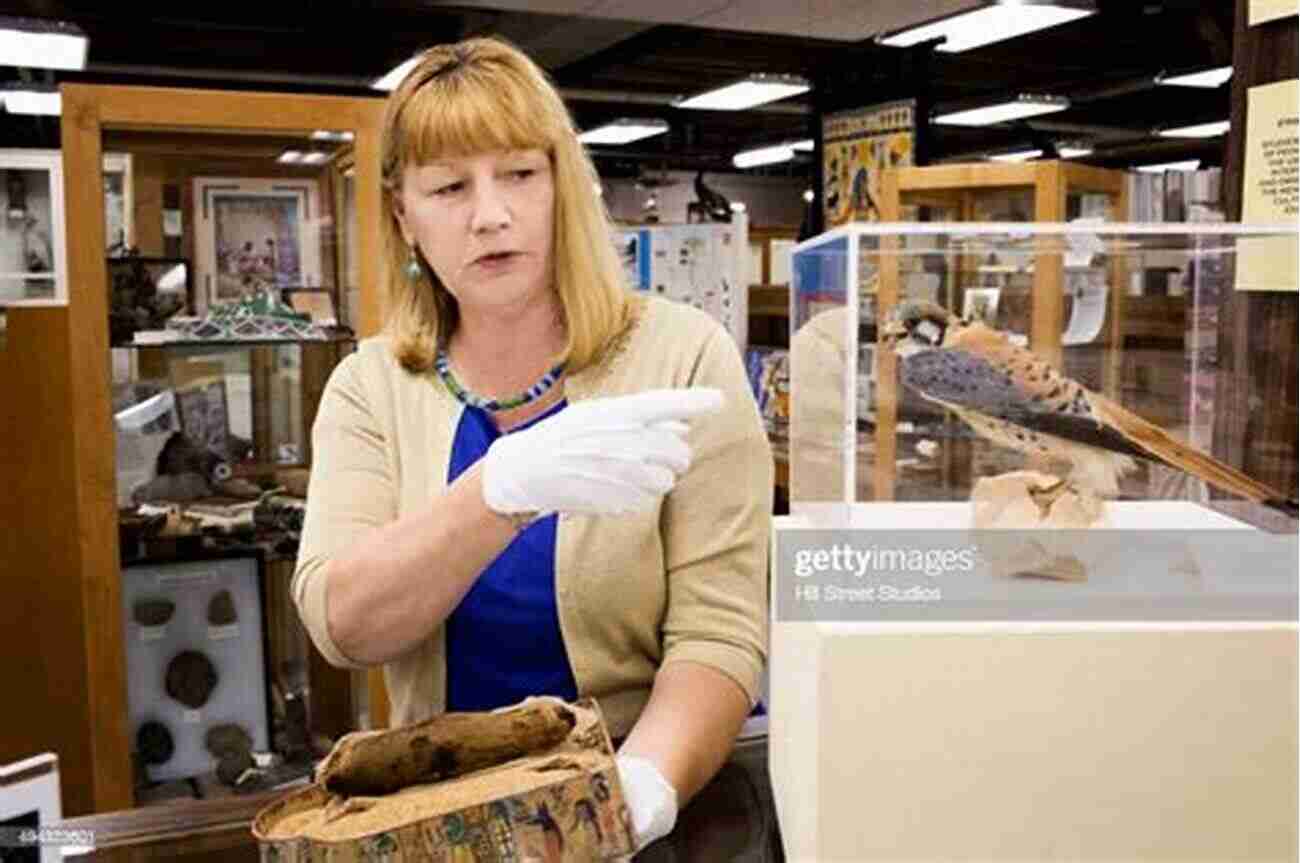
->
<box><xmin>692</xmin><ymin>171</ymin><xmax>733</xmax><ymax>222</ymax></box>
<box><xmin>882</xmin><ymin>300</ymin><xmax>1297</xmax><ymax>515</ymax></box>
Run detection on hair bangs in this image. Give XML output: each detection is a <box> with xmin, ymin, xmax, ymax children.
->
<box><xmin>398</xmin><ymin>68</ymin><xmax>559</xmax><ymax>167</ymax></box>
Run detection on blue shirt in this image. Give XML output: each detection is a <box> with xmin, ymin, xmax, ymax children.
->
<box><xmin>444</xmin><ymin>399</ymin><xmax>580</xmax><ymax>712</ymax></box>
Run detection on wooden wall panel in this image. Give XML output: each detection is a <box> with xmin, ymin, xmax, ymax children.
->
<box><xmin>1217</xmin><ymin>0</ymin><xmax>1299</xmax><ymax>498</ymax></box>
<box><xmin>0</xmin><ymin>306</ymin><xmax>97</xmax><ymax>816</ymax></box>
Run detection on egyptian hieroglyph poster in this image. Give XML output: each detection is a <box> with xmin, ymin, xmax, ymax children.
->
<box><xmin>822</xmin><ymin>100</ymin><xmax>915</xmax><ymax>228</ymax></box>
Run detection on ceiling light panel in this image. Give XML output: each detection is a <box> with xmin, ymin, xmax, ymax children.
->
<box><xmin>1159</xmin><ymin>120</ymin><xmax>1230</xmax><ymax>138</ymax></box>
<box><xmin>879</xmin><ymin>2</ymin><xmax>1097</xmax><ymax>53</ymax></box>
<box><xmin>1136</xmin><ymin>159</ymin><xmax>1201</xmax><ymax>173</ymax></box>
<box><xmin>0</xmin><ymin>16</ymin><xmax>87</xmax><ymax>71</ymax></box>
<box><xmin>1158</xmin><ymin>66</ymin><xmax>1233</xmax><ymax>88</ymax></box>
<box><xmin>934</xmin><ymin>95</ymin><xmax>1069</xmax><ymax>126</ymax></box>
<box><xmin>1</xmin><ymin>87</ymin><xmax>60</xmax><ymax>116</ymax></box>
<box><xmin>677</xmin><ymin>75</ymin><xmax>810</xmax><ymax>111</ymax></box>
<box><xmin>578</xmin><ymin>119</ymin><xmax>670</xmax><ymax>145</ymax></box>
<box><xmin>733</xmin><ymin>144</ymin><xmax>795</xmax><ymax>169</ymax></box>
<box><xmin>372</xmin><ymin>56</ymin><xmax>420</xmax><ymax>91</ymax></box>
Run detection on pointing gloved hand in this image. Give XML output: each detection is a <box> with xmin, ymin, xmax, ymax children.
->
<box><xmin>616</xmin><ymin>752</ymin><xmax>679</xmax><ymax>852</ymax></box>
<box><xmin>482</xmin><ymin>387</ymin><xmax>724</xmax><ymax>518</ymax></box>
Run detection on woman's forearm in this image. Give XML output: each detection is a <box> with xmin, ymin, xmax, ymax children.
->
<box><xmin>619</xmin><ymin>660</ymin><xmax>751</xmax><ymax>804</ymax></box>
<box><xmin>324</xmin><ymin>462</ymin><xmax>518</xmax><ymax>665</ymax></box>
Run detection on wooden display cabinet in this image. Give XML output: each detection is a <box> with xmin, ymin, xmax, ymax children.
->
<box><xmin>0</xmin><ymin>82</ymin><xmax>385</xmax><ymax>821</ymax></box>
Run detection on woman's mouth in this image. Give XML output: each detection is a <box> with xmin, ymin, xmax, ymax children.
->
<box><xmin>472</xmin><ymin>251</ymin><xmax>519</xmax><ymax>270</ymax></box>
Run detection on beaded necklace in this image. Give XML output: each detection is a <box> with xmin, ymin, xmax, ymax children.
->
<box><xmin>434</xmin><ymin>347</ymin><xmax>566</xmax><ymax>412</ymax></box>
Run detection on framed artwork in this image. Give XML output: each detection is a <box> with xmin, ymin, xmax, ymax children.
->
<box><xmin>962</xmin><ymin>287</ymin><xmax>1001</xmax><ymax>326</ymax></box>
<box><xmin>175</xmin><ymin>377</ymin><xmax>231</xmax><ymax>460</ymax></box>
<box><xmin>103</xmin><ymin>152</ymin><xmax>134</xmax><ymax>257</ymax></box>
<box><xmin>192</xmin><ymin>177</ymin><xmax>322</xmax><ymax>312</ymax></box>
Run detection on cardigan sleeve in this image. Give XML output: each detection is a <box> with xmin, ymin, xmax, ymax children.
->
<box><xmin>658</xmin><ymin>325</ymin><xmax>773</xmax><ymax>705</ymax></box>
<box><xmin>292</xmin><ymin>348</ymin><xmax>398</xmax><ymax>670</ymax></box>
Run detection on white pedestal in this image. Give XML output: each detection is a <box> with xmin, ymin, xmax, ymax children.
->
<box><xmin>770</xmin><ymin>503</ymin><xmax>1298</xmax><ymax>862</ymax></box>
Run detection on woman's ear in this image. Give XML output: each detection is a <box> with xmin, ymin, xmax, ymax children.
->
<box><xmin>390</xmin><ymin>192</ymin><xmax>415</xmax><ymax>247</ymax></box>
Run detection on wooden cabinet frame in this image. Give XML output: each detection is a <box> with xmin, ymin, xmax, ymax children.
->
<box><xmin>26</xmin><ymin>84</ymin><xmax>387</xmax><ymax>815</ymax></box>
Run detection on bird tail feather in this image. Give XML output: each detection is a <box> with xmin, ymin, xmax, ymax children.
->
<box><xmin>1087</xmin><ymin>391</ymin><xmax>1291</xmax><ymax>508</ymax></box>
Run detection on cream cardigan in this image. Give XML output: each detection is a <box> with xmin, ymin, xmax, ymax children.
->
<box><xmin>293</xmin><ymin>296</ymin><xmax>773</xmax><ymax>737</ymax></box>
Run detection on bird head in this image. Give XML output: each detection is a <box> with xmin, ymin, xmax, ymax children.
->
<box><xmin>881</xmin><ymin>300</ymin><xmax>954</xmax><ymax>356</ymax></box>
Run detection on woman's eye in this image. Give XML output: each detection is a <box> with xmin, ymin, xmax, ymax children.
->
<box><xmin>508</xmin><ymin>169</ymin><xmax>534</xmax><ymax>181</ymax></box>
<box><xmin>432</xmin><ymin>182</ymin><xmax>463</xmax><ymax>196</ymax></box>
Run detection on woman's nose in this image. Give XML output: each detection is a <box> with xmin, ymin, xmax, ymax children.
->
<box><xmin>470</xmin><ymin>179</ymin><xmax>511</xmax><ymax>233</ymax></box>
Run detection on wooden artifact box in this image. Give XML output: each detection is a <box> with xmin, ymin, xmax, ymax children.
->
<box><xmin>253</xmin><ymin>698</ymin><xmax>636</xmax><ymax>862</ymax></box>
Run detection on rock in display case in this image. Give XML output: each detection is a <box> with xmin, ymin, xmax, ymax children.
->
<box><xmin>772</xmin><ymin>221</ymin><xmax>1298</xmax><ymax>861</ymax></box>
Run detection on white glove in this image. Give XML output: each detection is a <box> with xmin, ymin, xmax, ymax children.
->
<box><xmin>482</xmin><ymin>387</ymin><xmax>723</xmax><ymax>518</ymax></box>
<box><xmin>616</xmin><ymin>753</ymin><xmax>678</xmax><ymax>851</ymax></box>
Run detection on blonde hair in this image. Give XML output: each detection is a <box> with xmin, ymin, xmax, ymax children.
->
<box><xmin>380</xmin><ymin>36</ymin><xmax>638</xmax><ymax>374</ymax></box>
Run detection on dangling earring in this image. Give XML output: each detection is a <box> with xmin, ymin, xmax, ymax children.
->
<box><xmin>405</xmin><ymin>247</ymin><xmax>423</xmax><ymax>281</ymax></box>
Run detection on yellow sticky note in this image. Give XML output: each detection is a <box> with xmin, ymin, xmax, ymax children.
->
<box><xmin>1237</xmin><ymin>79</ymin><xmax>1299</xmax><ymax>292</ymax></box>
<box><xmin>1249</xmin><ymin>0</ymin><xmax>1298</xmax><ymax>26</ymax></box>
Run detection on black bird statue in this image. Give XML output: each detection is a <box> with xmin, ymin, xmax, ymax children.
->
<box><xmin>689</xmin><ymin>172</ymin><xmax>733</xmax><ymax>223</ymax></box>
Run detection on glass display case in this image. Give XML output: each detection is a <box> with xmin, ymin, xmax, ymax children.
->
<box><xmin>788</xmin><ymin>222</ymin><xmax>1299</xmax><ymax>531</ymax></box>
<box><xmin>100</xmin><ymin>120</ymin><xmax>364</xmax><ymax>806</ymax></box>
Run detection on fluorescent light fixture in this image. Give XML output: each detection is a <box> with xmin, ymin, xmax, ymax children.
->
<box><xmin>300</xmin><ymin>152</ymin><xmax>330</xmax><ymax>165</ymax></box>
<box><xmin>733</xmin><ymin>144</ymin><xmax>795</xmax><ymax>169</ymax></box>
<box><xmin>988</xmin><ymin>148</ymin><xmax>1043</xmax><ymax>162</ymax></box>
<box><xmin>578</xmin><ymin>118</ymin><xmax>669</xmax><ymax>146</ymax></box>
<box><xmin>791</xmin><ymin>139</ymin><xmax>815</xmax><ymax>152</ymax></box>
<box><xmin>1159</xmin><ymin>120</ymin><xmax>1230</xmax><ymax>138</ymax></box>
<box><xmin>1058</xmin><ymin>144</ymin><xmax>1094</xmax><ymax>158</ymax></box>
<box><xmin>934</xmin><ymin>94</ymin><xmax>1069</xmax><ymax>126</ymax></box>
<box><xmin>311</xmin><ymin>130</ymin><xmax>355</xmax><ymax>142</ymax></box>
<box><xmin>1157</xmin><ymin>65</ymin><xmax>1232</xmax><ymax>88</ymax></box>
<box><xmin>372</xmin><ymin>56</ymin><xmax>420</xmax><ymax>91</ymax></box>
<box><xmin>1</xmin><ymin>85</ymin><xmax>60</xmax><ymax>116</ymax></box>
<box><xmin>878</xmin><ymin>1</ymin><xmax>1097</xmax><ymax>53</ymax></box>
<box><xmin>1136</xmin><ymin>159</ymin><xmax>1201</xmax><ymax>173</ymax></box>
<box><xmin>0</xmin><ymin>16</ymin><xmax>87</xmax><ymax>71</ymax></box>
<box><xmin>677</xmin><ymin>74</ymin><xmax>810</xmax><ymax>111</ymax></box>
<box><xmin>277</xmin><ymin>150</ymin><xmax>304</xmax><ymax>164</ymax></box>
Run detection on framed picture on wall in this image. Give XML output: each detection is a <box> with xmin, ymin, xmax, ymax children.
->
<box><xmin>962</xmin><ymin>287</ymin><xmax>1001</xmax><ymax>326</ymax></box>
<box><xmin>0</xmin><ymin>753</ymin><xmax>66</xmax><ymax>862</ymax></box>
<box><xmin>103</xmin><ymin>152</ymin><xmax>134</xmax><ymax>257</ymax></box>
<box><xmin>192</xmin><ymin>177</ymin><xmax>323</xmax><ymax>312</ymax></box>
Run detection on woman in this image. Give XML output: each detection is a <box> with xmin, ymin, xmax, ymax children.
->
<box><xmin>293</xmin><ymin>36</ymin><xmax>773</xmax><ymax>851</ymax></box>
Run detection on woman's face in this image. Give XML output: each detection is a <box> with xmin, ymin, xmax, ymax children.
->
<box><xmin>395</xmin><ymin>148</ymin><xmax>555</xmax><ymax>313</ymax></box>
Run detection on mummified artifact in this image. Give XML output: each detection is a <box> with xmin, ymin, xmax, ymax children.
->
<box><xmin>315</xmin><ymin>697</ymin><xmax>577</xmax><ymax>797</ymax></box>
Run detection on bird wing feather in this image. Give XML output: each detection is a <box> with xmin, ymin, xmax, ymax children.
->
<box><xmin>902</xmin><ymin>322</ymin><xmax>1294</xmax><ymax>510</ymax></box>
<box><xmin>899</xmin><ymin>343</ymin><xmax>1147</xmax><ymax>459</ymax></box>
